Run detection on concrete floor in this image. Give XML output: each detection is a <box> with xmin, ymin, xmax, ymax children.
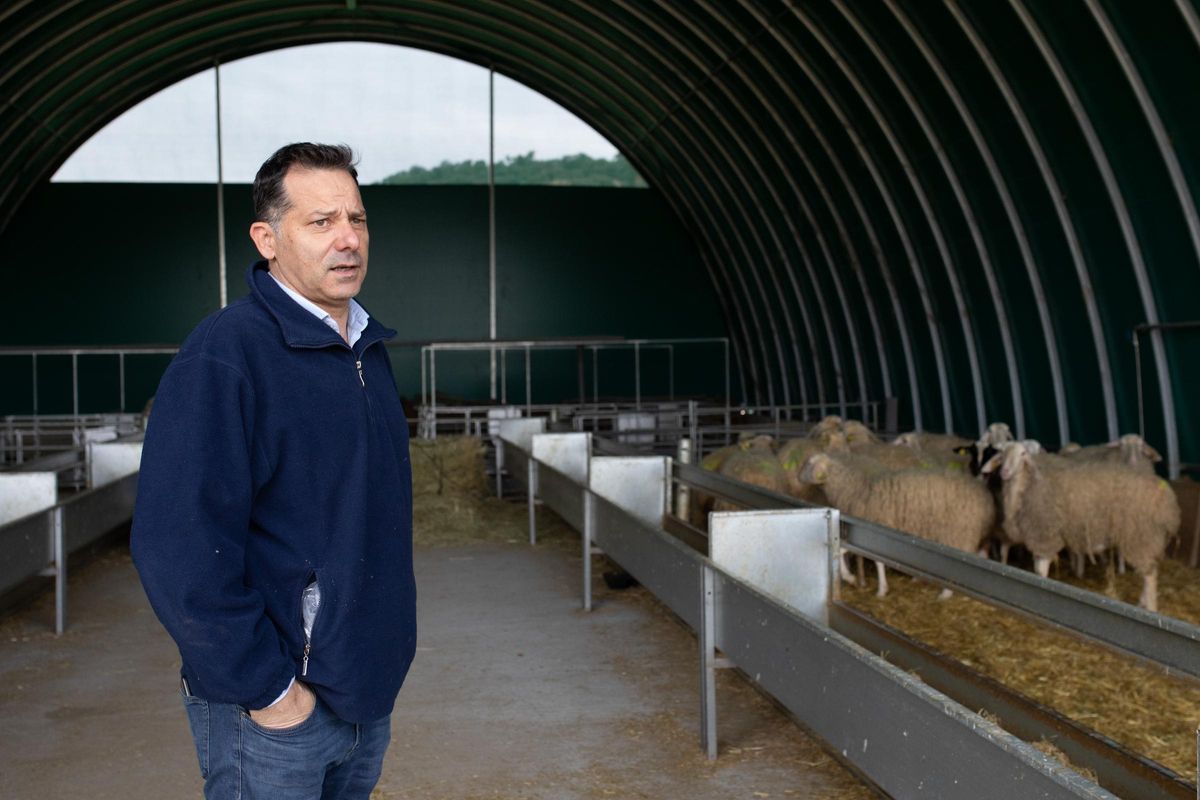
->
<box><xmin>0</xmin><ymin>536</ymin><xmax>874</xmax><ymax>799</ymax></box>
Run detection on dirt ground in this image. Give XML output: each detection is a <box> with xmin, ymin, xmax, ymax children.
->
<box><xmin>0</xmin><ymin>524</ymin><xmax>873</xmax><ymax>799</ymax></box>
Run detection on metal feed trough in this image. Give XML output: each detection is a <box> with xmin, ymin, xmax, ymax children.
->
<box><xmin>496</xmin><ymin>420</ymin><xmax>1200</xmax><ymax>799</ymax></box>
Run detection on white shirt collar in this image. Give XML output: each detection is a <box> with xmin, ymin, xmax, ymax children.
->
<box><xmin>269</xmin><ymin>272</ymin><xmax>370</xmax><ymax>347</ymax></box>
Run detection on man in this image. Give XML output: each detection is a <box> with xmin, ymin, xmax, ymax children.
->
<box><xmin>132</xmin><ymin>143</ymin><xmax>416</xmax><ymax>800</ymax></box>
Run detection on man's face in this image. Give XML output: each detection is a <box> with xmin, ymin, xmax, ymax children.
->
<box><xmin>250</xmin><ymin>166</ymin><xmax>369</xmax><ymax>315</ymax></box>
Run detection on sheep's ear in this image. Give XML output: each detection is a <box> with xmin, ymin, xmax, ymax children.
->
<box><xmin>1143</xmin><ymin>443</ymin><xmax>1163</xmax><ymax>462</ymax></box>
<box><xmin>980</xmin><ymin>452</ymin><xmax>1004</xmax><ymax>476</ymax></box>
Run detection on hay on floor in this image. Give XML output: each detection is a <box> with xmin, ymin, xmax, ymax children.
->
<box><xmin>843</xmin><ymin>558</ymin><xmax>1200</xmax><ymax>780</ymax></box>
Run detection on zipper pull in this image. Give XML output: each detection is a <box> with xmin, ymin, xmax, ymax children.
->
<box><xmin>355</xmin><ymin>359</ymin><xmax>365</xmax><ymax>387</ymax></box>
<box><xmin>302</xmin><ymin>642</ymin><xmax>311</xmax><ymax>676</ymax></box>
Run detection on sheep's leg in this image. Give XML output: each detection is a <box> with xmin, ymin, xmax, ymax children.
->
<box><xmin>1071</xmin><ymin>551</ymin><xmax>1085</xmax><ymax>578</ymax></box>
<box><xmin>1118</xmin><ymin>552</ymin><xmax>1126</xmax><ymax>575</ymax></box>
<box><xmin>1139</xmin><ymin>567</ymin><xmax>1158</xmax><ymax>613</ymax></box>
<box><xmin>875</xmin><ymin>561</ymin><xmax>889</xmax><ymax>598</ymax></box>
<box><xmin>839</xmin><ymin>551</ymin><xmax>857</xmax><ymax>586</ymax></box>
<box><xmin>856</xmin><ymin>554</ymin><xmax>866</xmax><ymax>587</ymax></box>
<box><xmin>999</xmin><ymin>542</ymin><xmax>1011</xmax><ymax>565</ymax></box>
<box><xmin>1034</xmin><ymin>556</ymin><xmax>1052</xmax><ymax>579</ymax></box>
<box><xmin>937</xmin><ymin>587</ymin><xmax>954</xmax><ymax>600</ymax></box>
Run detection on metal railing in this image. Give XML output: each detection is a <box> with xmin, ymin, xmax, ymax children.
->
<box><xmin>0</xmin><ymin>345</ymin><xmax>179</xmax><ymax>416</ymax></box>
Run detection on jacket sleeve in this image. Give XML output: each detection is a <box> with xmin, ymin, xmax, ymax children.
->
<box><xmin>131</xmin><ymin>352</ymin><xmax>294</xmax><ymax>710</ymax></box>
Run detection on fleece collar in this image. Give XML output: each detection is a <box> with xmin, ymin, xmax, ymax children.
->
<box><xmin>245</xmin><ymin>261</ymin><xmax>395</xmax><ymax>354</ymax></box>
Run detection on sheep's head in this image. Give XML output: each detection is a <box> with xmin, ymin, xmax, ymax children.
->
<box><xmin>1059</xmin><ymin>442</ymin><xmax>1082</xmax><ymax>454</ymax></box>
<box><xmin>976</xmin><ymin>422</ymin><xmax>1013</xmax><ymax>452</ymax></box>
<box><xmin>798</xmin><ymin>453</ymin><xmax>832</xmax><ymax>485</ymax></box>
<box><xmin>981</xmin><ymin>441</ymin><xmax>1032</xmax><ymax>482</ymax></box>
<box><xmin>893</xmin><ymin>431</ymin><xmax>920</xmax><ymax>448</ymax></box>
<box><xmin>739</xmin><ymin>434</ymin><xmax>775</xmax><ymax>452</ymax></box>
<box><xmin>1110</xmin><ymin>433</ymin><xmax>1161</xmax><ymax>467</ymax></box>
<box><xmin>810</xmin><ymin>415</ymin><xmax>844</xmax><ymax>438</ymax></box>
<box><xmin>843</xmin><ymin>420</ymin><xmax>878</xmax><ymax>447</ymax></box>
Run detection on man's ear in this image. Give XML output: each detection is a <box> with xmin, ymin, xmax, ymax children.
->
<box><xmin>249</xmin><ymin>221</ymin><xmax>277</xmax><ymax>261</ymax></box>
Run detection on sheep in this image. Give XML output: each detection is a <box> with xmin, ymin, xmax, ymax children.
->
<box><xmin>842</xmin><ymin>419</ymin><xmax>881</xmax><ymax>448</ymax></box>
<box><xmin>777</xmin><ymin>429</ymin><xmax>848</xmax><ymax>503</ymax></box>
<box><xmin>893</xmin><ymin>430</ymin><xmax>972</xmax><ymax>453</ymax></box>
<box><xmin>800</xmin><ymin>452</ymin><xmax>995</xmax><ymax>598</ymax></box>
<box><xmin>712</xmin><ymin>435</ymin><xmax>786</xmax><ymax>511</ymax></box>
<box><xmin>1061</xmin><ymin>433</ymin><xmax>1162</xmax><ymax>475</ymax></box>
<box><xmin>981</xmin><ymin>442</ymin><xmax>1179</xmax><ymax>611</ymax></box>
<box><xmin>809</xmin><ymin>415</ymin><xmax>844</xmax><ymax>438</ymax></box>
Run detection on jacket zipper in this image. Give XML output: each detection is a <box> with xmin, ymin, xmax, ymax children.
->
<box><xmin>301</xmin><ymin>576</ymin><xmax>322</xmax><ymax>677</ymax></box>
<box><xmin>355</xmin><ymin>359</ymin><xmax>365</xmax><ymax>387</ymax></box>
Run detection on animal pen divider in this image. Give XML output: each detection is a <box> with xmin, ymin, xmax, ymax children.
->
<box><xmin>495</xmin><ymin>421</ymin><xmax>1200</xmax><ymax>799</ymax></box>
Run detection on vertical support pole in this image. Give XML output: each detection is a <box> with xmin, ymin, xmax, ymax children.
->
<box><xmin>420</xmin><ymin>347</ymin><xmax>427</xmax><ymax>409</ymax></box>
<box><xmin>430</xmin><ymin>350</ymin><xmax>438</xmax><ymax>440</ymax></box>
<box><xmin>592</xmin><ymin>347</ymin><xmax>599</xmax><ymax>405</ymax></box>
<box><xmin>52</xmin><ymin>506</ymin><xmax>66</xmax><ymax>635</ymax></box>
<box><xmin>31</xmin><ymin>353</ymin><xmax>38</xmax><ymax>416</ymax></box>
<box><xmin>700</xmin><ymin>564</ymin><xmax>718</xmax><ymax>760</ymax></box>
<box><xmin>1133</xmin><ymin>330</ymin><xmax>1144</xmax><ymax>439</ymax></box>
<box><xmin>582</xmin><ymin>489</ymin><xmax>594</xmax><ymax>611</ymax></box>
<box><xmin>215</xmin><ymin>61</ymin><xmax>228</xmax><ymax>310</ymax></box>
<box><xmin>634</xmin><ymin>342</ymin><xmax>642</xmax><ymax>411</ymax></box>
<box><xmin>527</xmin><ymin>457</ymin><xmax>537</xmax><ymax>545</ymax></box>
<box><xmin>524</xmin><ymin>346</ymin><xmax>532</xmax><ymax>415</ymax></box>
<box><xmin>118</xmin><ymin>352</ymin><xmax>126</xmax><ymax>412</ymax></box>
<box><xmin>488</xmin><ymin>68</ymin><xmax>498</xmax><ymax>400</ymax></box>
<box><xmin>500</xmin><ymin>348</ymin><xmax>508</xmax><ymax>405</ymax></box>
<box><xmin>689</xmin><ymin>399</ymin><xmax>699</xmax><ymax>460</ymax></box>
<box><xmin>576</xmin><ymin>345</ymin><xmax>586</xmax><ymax>406</ymax></box>
<box><xmin>723</xmin><ymin>340</ymin><xmax>731</xmax><ymax>446</ymax></box>
<box><xmin>494</xmin><ymin>439</ymin><xmax>505</xmax><ymax>498</ymax></box>
<box><xmin>675</xmin><ymin>438</ymin><xmax>691</xmax><ymax>520</ymax></box>
<box><xmin>827</xmin><ymin>508</ymin><xmax>842</xmax><ymax>605</ymax></box>
<box><xmin>72</xmin><ymin>353</ymin><xmax>79</xmax><ymax>417</ymax></box>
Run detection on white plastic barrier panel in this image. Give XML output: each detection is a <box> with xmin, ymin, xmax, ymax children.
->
<box><xmin>0</xmin><ymin>473</ymin><xmax>57</xmax><ymax>525</ymax></box>
<box><xmin>616</xmin><ymin>412</ymin><xmax>656</xmax><ymax>444</ymax></box>
<box><xmin>709</xmin><ymin>508</ymin><xmax>838</xmax><ymax>625</ymax></box>
<box><xmin>496</xmin><ymin>417</ymin><xmax>546</xmax><ymax>453</ymax></box>
<box><xmin>486</xmin><ymin>406</ymin><xmax>523</xmax><ymax>437</ymax></box>
<box><xmin>531</xmin><ymin>433</ymin><xmax>591</xmax><ymax>484</ymax></box>
<box><xmin>84</xmin><ymin>426</ymin><xmax>119</xmax><ymax>444</ymax></box>
<box><xmin>589</xmin><ymin>456</ymin><xmax>670</xmax><ymax>529</ymax></box>
<box><xmin>89</xmin><ymin>441</ymin><xmax>143</xmax><ymax>488</ymax></box>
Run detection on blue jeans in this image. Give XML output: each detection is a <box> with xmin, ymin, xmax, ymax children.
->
<box><xmin>181</xmin><ymin>686</ymin><xmax>391</xmax><ymax>800</ymax></box>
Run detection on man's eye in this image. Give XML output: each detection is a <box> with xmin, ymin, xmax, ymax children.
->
<box><xmin>312</xmin><ymin>219</ymin><xmax>329</xmax><ymax>228</ymax></box>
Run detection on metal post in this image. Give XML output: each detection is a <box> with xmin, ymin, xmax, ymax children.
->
<box><xmin>71</xmin><ymin>353</ymin><xmax>79</xmax><ymax>417</ymax></box>
<box><xmin>52</xmin><ymin>506</ymin><xmax>65</xmax><ymax>635</ymax></box>
<box><xmin>583</xmin><ymin>489</ymin><xmax>595</xmax><ymax>611</ymax></box>
<box><xmin>430</xmin><ymin>350</ymin><xmax>438</xmax><ymax>440</ymax></box>
<box><xmin>495</xmin><ymin>439</ymin><xmax>505</xmax><ymax>498</ymax></box>
<box><xmin>592</xmin><ymin>347</ymin><xmax>599</xmax><ymax>404</ymax></box>
<box><xmin>524</xmin><ymin>346</ymin><xmax>532</xmax><ymax>415</ymax></box>
<box><xmin>31</xmin><ymin>353</ymin><xmax>38</xmax><ymax>415</ymax></box>
<box><xmin>488</xmin><ymin>68</ymin><xmax>498</xmax><ymax>400</ymax></box>
<box><xmin>675</xmin><ymin>438</ymin><xmax>692</xmax><ymax>520</ymax></box>
<box><xmin>634</xmin><ymin>342</ymin><xmax>642</xmax><ymax>410</ymax></box>
<box><xmin>700</xmin><ymin>564</ymin><xmax>718</xmax><ymax>760</ymax></box>
<box><xmin>118</xmin><ymin>352</ymin><xmax>126</xmax><ymax>412</ymax></box>
<box><xmin>501</xmin><ymin>348</ymin><xmax>508</xmax><ymax>405</ymax></box>
<box><xmin>215</xmin><ymin>61</ymin><xmax>228</xmax><ymax>309</ymax></box>
<box><xmin>420</xmin><ymin>346</ymin><xmax>427</xmax><ymax>409</ymax></box>
<box><xmin>527</xmin><ymin>458</ymin><xmax>537</xmax><ymax>545</ymax></box>
<box><xmin>689</xmin><ymin>399</ymin><xmax>699</xmax><ymax>460</ymax></box>
<box><xmin>576</xmin><ymin>345</ymin><xmax>586</xmax><ymax>406</ymax></box>
<box><xmin>723</xmin><ymin>340</ymin><xmax>731</xmax><ymax>438</ymax></box>
<box><xmin>1133</xmin><ymin>331</ymin><xmax>1144</xmax><ymax>439</ymax></box>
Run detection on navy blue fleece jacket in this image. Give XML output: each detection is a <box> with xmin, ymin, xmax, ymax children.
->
<box><xmin>131</xmin><ymin>261</ymin><xmax>416</xmax><ymax>723</ymax></box>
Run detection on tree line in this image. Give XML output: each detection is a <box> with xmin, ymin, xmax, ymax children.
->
<box><xmin>379</xmin><ymin>151</ymin><xmax>646</xmax><ymax>188</ymax></box>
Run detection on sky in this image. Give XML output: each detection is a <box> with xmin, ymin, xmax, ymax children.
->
<box><xmin>53</xmin><ymin>43</ymin><xmax>619</xmax><ymax>184</ymax></box>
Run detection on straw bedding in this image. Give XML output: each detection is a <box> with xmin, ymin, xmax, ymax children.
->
<box><xmin>843</xmin><ymin>557</ymin><xmax>1200</xmax><ymax>780</ymax></box>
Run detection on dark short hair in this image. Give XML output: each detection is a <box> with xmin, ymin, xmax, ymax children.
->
<box><xmin>252</xmin><ymin>143</ymin><xmax>359</xmax><ymax>227</ymax></box>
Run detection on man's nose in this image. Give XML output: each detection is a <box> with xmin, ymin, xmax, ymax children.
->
<box><xmin>334</xmin><ymin>220</ymin><xmax>360</xmax><ymax>250</ymax></box>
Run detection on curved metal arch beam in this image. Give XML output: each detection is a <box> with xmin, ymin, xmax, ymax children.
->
<box><xmin>493</xmin><ymin>1</ymin><xmax>798</xmax><ymax>412</ymax></box>
<box><xmin>689</xmin><ymin>0</ymin><xmax>874</xmax><ymax>420</ymax></box>
<box><xmin>773</xmin><ymin>3</ymin><xmax>954</xmax><ymax>432</ymax></box>
<box><xmin>5</xmin><ymin>6</ymin><xmax>776</xmax><ymax>409</ymax></box>
<box><xmin>1086</xmin><ymin>0</ymin><xmax>1200</xmax><ymax>281</ymax></box>
<box><xmin>740</xmin><ymin>1</ymin><xmax>925</xmax><ymax>429</ymax></box>
<box><xmin>597</xmin><ymin>1</ymin><xmax>824</xmax><ymax>414</ymax></box>
<box><xmin>792</xmin><ymin>2</ymin><xmax>987</xmax><ymax>435</ymax></box>
<box><xmin>944</xmin><ymin>1</ymin><xmax>1117</xmax><ymax>441</ymax></box>
<box><xmin>882</xmin><ymin>0</ymin><xmax>1069</xmax><ymax>443</ymax></box>
<box><xmin>649</xmin><ymin>0</ymin><xmax>859</xmax><ymax>418</ymax></box>
<box><xmin>832</xmin><ymin>1</ymin><xmax>1020</xmax><ymax>438</ymax></box>
<box><xmin>1177</xmin><ymin>0</ymin><xmax>1200</xmax><ymax>47</ymax></box>
<box><xmin>1008</xmin><ymin>0</ymin><xmax>1179</xmax><ymax>477</ymax></box>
